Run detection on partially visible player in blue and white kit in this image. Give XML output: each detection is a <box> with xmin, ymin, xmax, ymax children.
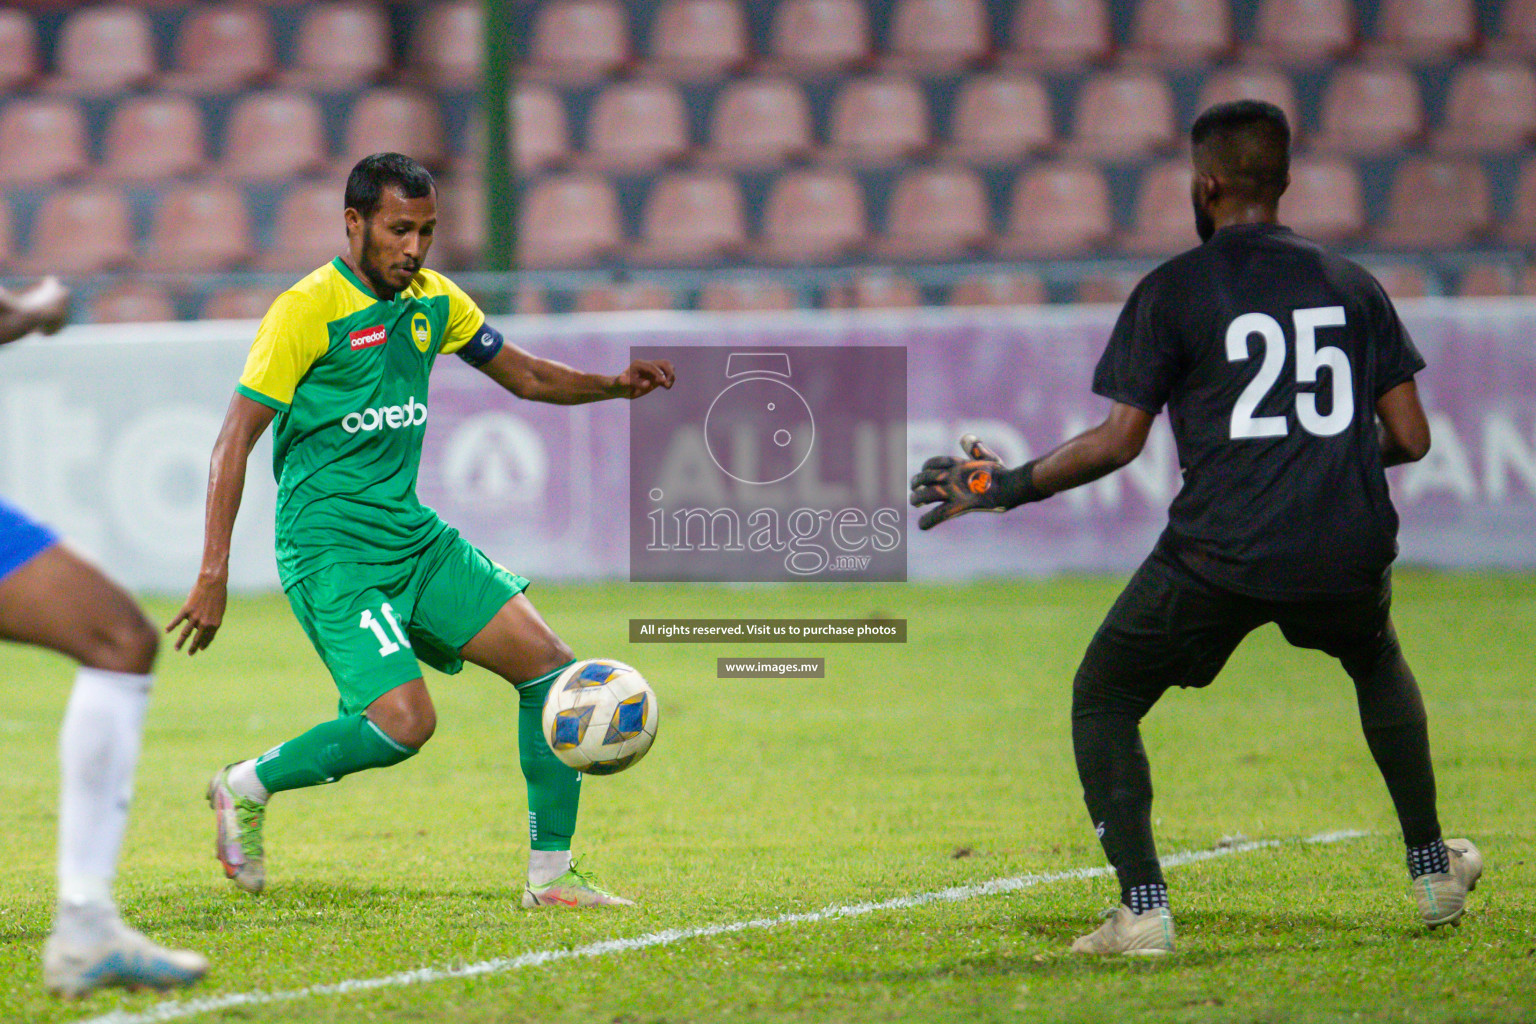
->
<box><xmin>0</xmin><ymin>277</ymin><xmax>207</xmax><ymax>998</ymax></box>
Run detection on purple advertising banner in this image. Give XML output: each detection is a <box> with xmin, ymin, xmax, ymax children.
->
<box><xmin>413</xmin><ymin>304</ymin><xmax>1536</xmax><ymax>581</ymax></box>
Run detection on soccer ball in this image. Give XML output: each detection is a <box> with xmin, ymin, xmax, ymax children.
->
<box><xmin>541</xmin><ymin>659</ymin><xmax>659</xmax><ymax>775</ymax></box>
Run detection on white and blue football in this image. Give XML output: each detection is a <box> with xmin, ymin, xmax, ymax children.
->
<box><xmin>541</xmin><ymin>659</ymin><xmax>659</xmax><ymax>775</ymax></box>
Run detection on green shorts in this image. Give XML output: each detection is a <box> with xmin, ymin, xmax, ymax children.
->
<box><xmin>284</xmin><ymin>528</ymin><xmax>530</xmax><ymax>715</ymax></box>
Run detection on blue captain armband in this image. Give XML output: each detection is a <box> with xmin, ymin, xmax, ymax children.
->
<box><xmin>456</xmin><ymin>321</ymin><xmax>505</xmax><ymax>368</ymax></box>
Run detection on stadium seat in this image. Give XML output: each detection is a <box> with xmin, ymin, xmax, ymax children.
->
<box><xmin>23</xmin><ymin>187</ymin><xmax>134</xmax><ymax>275</ymax></box>
<box><xmin>883</xmin><ymin>0</ymin><xmax>991</xmax><ymax>72</ymax></box>
<box><xmin>1499</xmin><ymin>158</ymin><xmax>1536</xmax><ymax>244</ymax></box>
<box><xmin>100</xmin><ymin>94</ymin><xmax>207</xmax><ymax>182</ymax></box>
<box><xmin>435</xmin><ymin>176</ymin><xmax>483</xmax><ymax>267</ymax></box>
<box><xmin>1374</xmin><ymin>156</ymin><xmax>1492</xmax><ymax>248</ymax></box>
<box><xmin>698</xmin><ymin>278</ymin><xmax>800</xmax><ymax>311</ymax></box>
<box><xmin>1004</xmin><ymin>0</ymin><xmax>1113</xmax><ymax>68</ymax></box>
<box><xmin>203</xmin><ymin>286</ymin><xmax>283</xmax><ymax>320</ymax></box>
<box><xmin>259</xmin><ymin>183</ymin><xmax>346</xmax><ymax>272</ymax></box>
<box><xmin>140</xmin><ymin>183</ymin><xmax>253</xmax><ymax>273</ymax></box>
<box><xmin>1312</xmin><ymin>63</ymin><xmax>1424</xmax><ymax>154</ymax></box>
<box><xmin>87</xmin><ymin>281</ymin><xmax>178</xmax><ymax>324</ymax></box>
<box><xmin>768</xmin><ymin>0</ymin><xmax>872</xmax><ymax>74</ymax></box>
<box><xmin>1433</xmin><ymin>61</ymin><xmax>1536</xmax><ymax>153</ymax></box>
<box><xmin>460</xmin><ymin>87</ymin><xmax>574</xmax><ymax>176</ymax></box>
<box><xmin>996</xmin><ymin>162</ymin><xmax>1113</xmax><ymax>256</ymax></box>
<box><xmin>1125</xmin><ymin>0</ymin><xmax>1234</xmax><ymax>66</ymax></box>
<box><xmin>0</xmin><ymin>8</ymin><xmax>40</xmax><ymax>92</ymax></box>
<box><xmin>702</xmin><ymin>77</ymin><xmax>814</xmax><ymax>168</ymax></box>
<box><xmin>1279</xmin><ymin>156</ymin><xmax>1365</xmax><ymax>242</ymax></box>
<box><xmin>823</xmin><ymin>273</ymin><xmax>923</xmax><ymax>309</ymax></box>
<box><xmin>1456</xmin><ymin>263</ymin><xmax>1517</xmax><ymax>297</ymax></box>
<box><xmin>1368</xmin><ymin>0</ymin><xmax>1478</xmax><ymax>59</ymax></box>
<box><xmin>632</xmin><ymin>171</ymin><xmax>747</xmax><ymax>265</ymax></box>
<box><xmin>825</xmin><ymin>76</ymin><xmax>931</xmax><ymax>166</ymax></box>
<box><xmin>583</xmin><ymin>81</ymin><xmax>691</xmax><ymax>171</ymax></box>
<box><xmin>871</xmin><ymin>165</ymin><xmax>991</xmax><ymax>260</ymax></box>
<box><xmin>757</xmin><ymin>169</ymin><xmax>868</xmax><ymax>263</ymax></box>
<box><xmin>49</xmin><ymin>4</ymin><xmax>157</xmax><ymax>95</ymax></box>
<box><xmin>1076</xmin><ymin>272</ymin><xmax>1143</xmax><ymax>304</ymax></box>
<box><xmin>1246</xmin><ymin>0</ymin><xmax>1357</xmax><ymax>65</ymax></box>
<box><xmin>945</xmin><ymin>72</ymin><xmax>1054</xmax><ymax>164</ymax></box>
<box><xmin>646</xmin><ymin>0</ymin><xmax>750</xmax><ymax>80</ymax></box>
<box><xmin>0</xmin><ymin>98</ymin><xmax>89</xmax><ymax>185</ymax></box>
<box><xmin>1363</xmin><ymin>263</ymin><xmax>1429</xmax><ymax>299</ymax></box>
<box><xmin>408</xmin><ymin>0</ymin><xmax>482</xmax><ymax>90</ymax></box>
<box><xmin>574</xmin><ymin>282</ymin><xmax>673</xmax><ymax>313</ymax></box>
<box><xmin>284</xmin><ymin>1</ymin><xmax>392</xmax><ymax>90</ymax></box>
<box><xmin>517</xmin><ymin>173</ymin><xmax>624</xmax><ymax>268</ymax></box>
<box><xmin>526</xmin><ymin>0</ymin><xmax>631</xmax><ymax>83</ymax></box>
<box><xmin>1490</xmin><ymin>0</ymin><xmax>1536</xmax><ymax>56</ymax></box>
<box><xmin>511</xmin><ymin>288</ymin><xmax>551</xmax><ymax>314</ymax></box>
<box><xmin>169</xmin><ymin>3</ymin><xmax>275</xmax><ymax>92</ymax></box>
<box><xmin>1120</xmin><ymin>160</ymin><xmax>1199</xmax><ymax>255</ymax></box>
<box><xmin>1068</xmin><ymin>70</ymin><xmax>1177</xmax><ymax>160</ymax></box>
<box><xmin>1196</xmin><ymin>66</ymin><xmax>1301</xmax><ymax>138</ymax></box>
<box><xmin>340</xmin><ymin>89</ymin><xmax>448</xmax><ymax>173</ymax></box>
<box><xmin>221</xmin><ymin>91</ymin><xmax>329</xmax><ymax>181</ymax></box>
<box><xmin>949</xmin><ymin>272</ymin><xmax>1047</xmax><ymax>306</ymax></box>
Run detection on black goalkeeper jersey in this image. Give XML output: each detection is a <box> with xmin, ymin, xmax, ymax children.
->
<box><xmin>1092</xmin><ymin>223</ymin><xmax>1426</xmax><ymax>600</ymax></box>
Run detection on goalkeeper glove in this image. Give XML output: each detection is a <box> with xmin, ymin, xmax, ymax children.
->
<box><xmin>908</xmin><ymin>434</ymin><xmax>1046</xmax><ymax>531</ymax></box>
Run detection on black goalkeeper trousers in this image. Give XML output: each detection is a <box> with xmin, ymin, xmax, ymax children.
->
<box><xmin>1070</xmin><ymin>548</ymin><xmax>1440</xmax><ymax>896</ymax></box>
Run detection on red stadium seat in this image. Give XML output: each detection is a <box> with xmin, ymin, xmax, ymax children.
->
<box><xmin>1196</xmin><ymin>66</ymin><xmax>1301</xmax><ymax>137</ymax></box>
<box><xmin>1126</xmin><ymin>0</ymin><xmax>1234</xmax><ymax>66</ymax></box>
<box><xmin>435</xmin><ymin>176</ymin><xmax>483</xmax><ymax>268</ymax></box>
<box><xmin>1312</xmin><ymin>63</ymin><xmax>1424</xmax><ymax>155</ymax></box>
<box><xmin>996</xmin><ymin>162</ymin><xmax>1113</xmax><ymax>256</ymax></box>
<box><xmin>1374</xmin><ymin>156</ymin><xmax>1492</xmax><ymax>248</ymax></box>
<box><xmin>409</xmin><ymin>0</ymin><xmax>482</xmax><ymax>90</ymax></box>
<box><xmin>823</xmin><ymin>273</ymin><xmax>923</xmax><ymax>310</ymax></box>
<box><xmin>1279</xmin><ymin>156</ymin><xmax>1365</xmax><ymax>242</ymax></box>
<box><xmin>1433</xmin><ymin>61</ymin><xmax>1536</xmax><ymax>153</ymax></box>
<box><xmin>100</xmin><ymin>94</ymin><xmax>207</xmax><ymax>182</ymax></box>
<box><xmin>203</xmin><ymin>286</ymin><xmax>283</xmax><ymax>320</ymax></box>
<box><xmin>884</xmin><ymin>0</ymin><xmax>990</xmax><ymax>72</ymax></box>
<box><xmin>646</xmin><ymin>0</ymin><xmax>750</xmax><ymax>80</ymax></box>
<box><xmin>1005</xmin><ymin>0</ymin><xmax>1113</xmax><ymax>68</ymax></box>
<box><xmin>50</xmin><ymin>4</ymin><xmax>157</xmax><ymax>95</ymax></box>
<box><xmin>698</xmin><ymin>278</ymin><xmax>800</xmax><ymax>311</ymax></box>
<box><xmin>1247</xmin><ymin>0</ymin><xmax>1357</xmax><ymax>65</ymax></box>
<box><xmin>88</xmin><ymin>282</ymin><xmax>178</xmax><ymax>324</ymax></box>
<box><xmin>526</xmin><ymin>0</ymin><xmax>631</xmax><ymax>83</ymax></box>
<box><xmin>141</xmin><ymin>183</ymin><xmax>253</xmax><ymax>273</ymax></box>
<box><xmin>946</xmin><ymin>72</ymin><xmax>1054</xmax><ymax>164</ymax></box>
<box><xmin>24</xmin><ymin>188</ymin><xmax>134</xmax><ymax>275</ymax></box>
<box><xmin>632</xmin><ymin>171</ymin><xmax>747</xmax><ymax>265</ymax></box>
<box><xmin>460</xmin><ymin>88</ymin><xmax>575</xmax><ymax>176</ymax></box>
<box><xmin>340</xmin><ymin>88</ymin><xmax>448</xmax><ymax>173</ymax></box>
<box><xmin>1363</xmin><ymin>264</ymin><xmax>1429</xmax><ymax>299</ymax></box>
<box><xmin>1068</xmin><ymin>70</ymin><xmax>1178</xmax><ymax>160</ymax></box>
<box><xmin>1491</xmin><ymin>0</ymin><xmax>1536</xmax><ymax>56</ymax></box>
<box><xmin>0</xmin><ymin>8</ymin><xmax>40</xmax><ymax>92</ymax></box>
<box><xmin>1120</xmin><ymin>160</ymin><xmax>1199</xmax><ymax>255</ymax></box>
<box><xmin>1369</xmin><ymin>0</ymin><xmax>1478</xmax><ymax>59</ymax></box>
<box><xmin>259</xmin><ymin>183</ymin><xmax>346</xmax><ymax>272</ymax></box>
<box><xmin>949</xmin><ymin>272</ymin><xmax>1047</xmax><ymax>307</ymax></box>
<box><xmin>574</xmin><ymin>282</ymin><xmax>673</xmax><ymax>313</ymax></box>
<box><xmin>284</xmin><ymin>1</ymin><xmax>391</xmax><ymax>90</ymax></box>
<box><xmin>1456</xmin><ymin>263</ymin><xmax>1517</xmax><ymax>297</ymax></box>
<box><xmin>702</xmin><ymin>77</ymin><xmax>814</xmax><ymax>168</ymax></box>
<box><xmin>871</xmin><ymin>165</ymin><xmax>991</xmax><ymax>260</ymax></box>
<box><xmin>825</xmin><ymin>76</ymin><xmax>931</xmax><ymax>166</ymax></box>
<box><xmin>758</xmin><ymin>169</ymin><xmax>868</xmax><ymax>263</ymax></box>
<box><xmin>1076</xmin><ymin>272</ymin><xmax>1143</xmax><ymax>305</ymax></box>
<box><xmin>583</xmin><ymin>81</ymin><xmax>691</xmax><ymax>171</ymax></box>
<box><xmin>768</xmin><ymin>0</ymin><xmax>872</xmax><ymax>74</ymax></box>
<box><xmin>1500</xmin><ymin>158</ymin><xmax>1536</xmax><ymax>244</ymax></box>
<box><xmin>0</xmin><ymin>98</ymin><xmax>89</xmax><ymax>186</ymax></box>
<box><xmin>517</xmin><ymin>173</ymin><xmax>625</xmax><ymax>268</ymax></box>
<box><xmin>169</xmin><ymin>3</ymin><xmax>275</xmax><ymax>92</ymax></box>
<box><xmin>221</xmin><ymin>91</ymin><xmax>329</xmax><ymax>181</ymax></box>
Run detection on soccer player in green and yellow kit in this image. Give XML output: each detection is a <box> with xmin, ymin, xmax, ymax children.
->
<box><xmin>169</xmin><ymin>153</ymin><xmax>674</xmax><ymax>908</ymax></box>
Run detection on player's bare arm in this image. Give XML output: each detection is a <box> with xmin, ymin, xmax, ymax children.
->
<box><xmin>0</xmin><ymin>277</ymin><xmax>71</xmax><ymax>345</ymax></box>
<box><xmin>168</xmin><ymin>392</ymin><xmax>277</xmax><ymax>654</ymax></box>
<box><xmin>477</xmin><ymin>341</ymin><xmax>676</xmax><ymax>404</ymax></box>
<box><xmin>1377</xmin><ymin>379</ymin><xmax>1431</xmax><ymax>467</ymax></box>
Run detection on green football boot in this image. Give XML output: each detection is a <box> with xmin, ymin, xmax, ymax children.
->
<box><xmin>206</xmin><ymin>764</ymin><xmax>266</xmax><ymax>894</ymax></box>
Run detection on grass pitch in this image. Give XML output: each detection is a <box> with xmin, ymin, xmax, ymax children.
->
<box><xmin>0</xmin><ymin>572</ymin><xmax>1532</xmax><ymax>1024</ymax></box>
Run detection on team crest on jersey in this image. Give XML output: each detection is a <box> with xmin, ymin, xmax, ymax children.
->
<box><xmin>411</xmin><ymin>313</ymin><xmax>431</xmax><ymax>352</ymax></box>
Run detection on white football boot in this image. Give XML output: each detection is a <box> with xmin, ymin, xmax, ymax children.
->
<box><xmin>1070</xmin><ymin>904</ymin><xmax>1176</xmax><ymax>956</ymax></box>
<box><xmin>1413</xmin><ymin>838</ymin><xmax>1483</xmax><ymax>928</ymax></box>
<box><xmin>44</xmin><ymin>914</ymin><xmax>207</xmax><ymax>998</ymax></box>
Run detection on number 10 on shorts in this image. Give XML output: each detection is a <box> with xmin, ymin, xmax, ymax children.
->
<box><xmin>360</xmin><ymin>603</ymin><xmax>412</xmax><ymax>656</ymax></box>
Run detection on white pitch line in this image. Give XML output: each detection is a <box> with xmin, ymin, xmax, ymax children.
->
<box><xmin>78</xmin><ymin>829</ymin><xmax>1366</xmax><ymax>1024</ymax></box>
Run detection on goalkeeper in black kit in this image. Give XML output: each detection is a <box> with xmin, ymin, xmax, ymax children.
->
<box><xmin>910</xmin><ymin>100</ymin><xmax>1480</xmax><ymax>955</ymax></box>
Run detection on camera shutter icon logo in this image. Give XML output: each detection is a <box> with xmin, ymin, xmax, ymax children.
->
<box><xmin>703</xmin><ymin>352</ymin><xmax>816</xmax><ymax>485</ymax></box>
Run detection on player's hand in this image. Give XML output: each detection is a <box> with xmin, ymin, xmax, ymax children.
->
<box><xmin>167</xmin><ymin>573</ymin><xmax>228</xmax><ymax>655</ymax></box>
<box><xmin>20</xmin><ymin>276</ymin><xmax>70</xmax><ymax>335</ymax></box>
<box><xmin>909</xmin><ymin>434</ymin><xmax>1017</xmax><ymax>531</ymax></box>
<box><xmin>611</xmin><ymin>359</ymin><xmax>675</xmax><ymax>399</ymax></box>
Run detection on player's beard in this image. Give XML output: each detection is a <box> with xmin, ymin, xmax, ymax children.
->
<box><xmin>359</xmin><ymin>225</ymin><xmax>419</xmax><ymax>295</ymax></box>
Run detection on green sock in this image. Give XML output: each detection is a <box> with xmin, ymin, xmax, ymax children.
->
<box><xmin>254</xmin><ymin>714</ymin><xmax>417</xmax><ymax>795</ymax></box>
<box><xmin>518</xmin><ymin>662</ymin><xmax>581</xmax><ymax>852</ymax></box>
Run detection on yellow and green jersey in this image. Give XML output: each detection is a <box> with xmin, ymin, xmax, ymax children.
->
<box><xmin>238</xmin><ymin>257</ymin><xmax>485</xmax><ymax>586</ymax></box>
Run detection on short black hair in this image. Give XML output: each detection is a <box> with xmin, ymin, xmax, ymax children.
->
<box><xmin>1189</xmin><ymin>100</ymin><xmax>1291</xmax><ymax>204</ymax></box>
<box><xmin>344</xmin><ymin>152</ymin><xmax>435</xmax><ymax>219</ymax></box>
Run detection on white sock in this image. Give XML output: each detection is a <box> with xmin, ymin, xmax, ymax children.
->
<box><xmin>56</xmin><ymin>668</ymin><xmax>151</xmax><ymax>929</ymax></box>
<box><xmin>528</xmin><ymin>849</ymin><xmax>572</xmax><ymax>886</ymax></box>
<box><xmin>227</xmin><ymin>758</ymin><xmax>270</xmax><ymax>804</ymax></box>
